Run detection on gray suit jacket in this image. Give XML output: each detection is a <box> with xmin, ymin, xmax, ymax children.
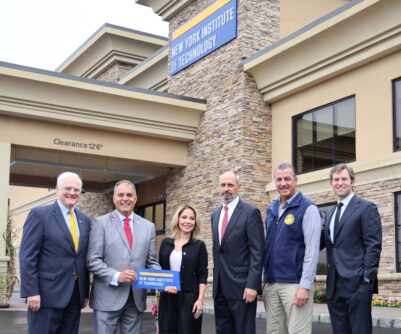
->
<box><xmin>87</xmin><ymin>210</ymin><xmax>160</xmax><ymax>312</ymax></box>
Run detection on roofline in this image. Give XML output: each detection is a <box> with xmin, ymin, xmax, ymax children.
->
<box><xmin>0</xmin><ymin>61</ymin><xmax>206</xmax><ymax>106</ymax></box>
<box><xmin>119</xmin><ymin>44</ymin><xmax>169</xmax><ymax>83</ymax></box>
<box><xmin>243</xmin><ymin>0</ymin><xmax>365</xmax><ymax>66</ymax></box>
<box><xmin>56</xmin><ymin>23</ymin><xmax>168</xmax><ymax>72</ymax></box>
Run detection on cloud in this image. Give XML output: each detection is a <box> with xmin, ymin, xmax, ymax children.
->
<box><xmin>0</xmin><ymin>0</ymin><xmax>168</xmax><ymax>70</ymax></box>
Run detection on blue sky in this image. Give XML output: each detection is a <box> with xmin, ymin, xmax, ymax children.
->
<box><xmin>0</xmin><ymin>0</ymin><xmax>168</xmax><ymax>70</ymax></box>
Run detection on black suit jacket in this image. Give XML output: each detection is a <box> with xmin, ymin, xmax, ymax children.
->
<box><xmin>211</xmin><ymin>199</ymin><xmax>265</xmax><ymax>299</ymax></box>
<box><xmin>322</xmin><ymin>195</ymin><xmax>382</xmax><ymax>300</ymax></box>
<box><xmin>159</xmin><ymin>237</ymin><xmax>208</xmax><ymax>293</ymax></box>
<box><xmin>20</xmin><ymin>201</ymin><xmax>90</xmax><ymax>308</ymax></box>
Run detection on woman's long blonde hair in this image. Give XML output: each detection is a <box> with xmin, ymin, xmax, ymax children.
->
<box><xmin>170</xmin><ymin>204</ymin><xmax>201</xmax><ymax>240</ymax></box>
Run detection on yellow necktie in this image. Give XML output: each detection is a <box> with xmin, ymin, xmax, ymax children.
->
<box><xmin>69</xmin><ymin>209</ymin><xmax>79</xmax><ymax>253</ymax></box>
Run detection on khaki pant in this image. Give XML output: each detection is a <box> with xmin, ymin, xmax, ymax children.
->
<box><xmin>263</xmin><ymin>283</ymin><xmax>313</xmax><ymax>334</ymax></box>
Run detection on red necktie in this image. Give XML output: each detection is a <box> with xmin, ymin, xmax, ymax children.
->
<box><xmin>124</xmin><ymin>217</ymin><xmax>133</xmax><ymax>249</ymax></box>
<box><xmin>220</xmin><ymin>205</ymin><xmax>229</xmax><ymax>241</ymax></box>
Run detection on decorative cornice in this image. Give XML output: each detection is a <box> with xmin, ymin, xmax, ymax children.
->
<box><xmin>82</xmin><ymin>51</ymin><xmax>147</xmax><ymax>79</ymax></box>
<box><xmin>0</xmin><ymin>62</ymin><xmax>206</xmax><ymax>142</ymax></box>
<box><xmin>244</xmin><ymin>0</ymin><xmax>401</xmax><ymax>103</ymax></box>
<box><xmin>56</xmin><ymin>23</ymin><xmax>167</xmax><ymax>77</ymax></box>
<box><xmin>136</xmin><ymin>0</ymin><xmax>194</xmax><ymax>21</ymax></box>
<box><xmin>119</xmin><ymin>46</ymin><xmax>168</xmax><ymax>85</ymax></box>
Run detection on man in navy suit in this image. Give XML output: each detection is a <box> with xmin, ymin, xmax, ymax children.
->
<box><xmin>322</xmin><ymin>164</ymin><xmax>382</xmax><ymax>334</ymax></box>
<box><xmin>211</xmin><ymin>171</ymin><xmax>265</xmax><ymax>334</ymax></box>
<box><xmin>20</xmin><ymin>172</ymin><xmax>91</xmax><ymax>334</ymax></box>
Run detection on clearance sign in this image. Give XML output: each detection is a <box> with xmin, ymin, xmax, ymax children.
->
<box><xmin>170</xmin><ymin>0</ymin><xmax>237</xmax><ymax>75</ymax></box>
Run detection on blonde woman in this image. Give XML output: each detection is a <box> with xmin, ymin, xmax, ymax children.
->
<box><xmin>158</xmin><ymin>205</ymin><xmax>208</xmax><ymax>334</ymax></box>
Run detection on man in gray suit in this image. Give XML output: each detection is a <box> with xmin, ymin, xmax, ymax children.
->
<box><xmin>87</xmin><ymin>180</ymin><xmax>160</xmax><ymax>334</ymax></box>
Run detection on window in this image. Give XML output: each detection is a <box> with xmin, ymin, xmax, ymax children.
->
<box><xmin>316</xmin><ymin>203</ymin><xmax>336</xmax><ymax>275</ymax></box>
<box><xmin>137</xmin><ymin>201</ymin><xmax>165</xmax><ymax>235</ymax></box>
<box><xmin>293</xmin><ymin>96</ymin><xmax>356</xmax><ymax>174</ymax></box>
<box><xmin>393</xmin><ymin>77</ymin><xmax>401</xmax><ymax>151</ymax></box>
<box><xmin>395</xmin><ymin>193</ymin><xmax>401</xmax><ymax>272</ymax></box>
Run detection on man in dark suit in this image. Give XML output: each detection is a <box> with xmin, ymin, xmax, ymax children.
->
<box><xmin>211</xmin><ymin>171</ymin><xmax>265</xmax><ymax>334</ymax></box>
<box><xmin>322</xmin><ymin>164</ymin><xmax>382</xmax><ymax>334</ymax></box>
<box><xmin>19</xmin><ymin>172</ymin><xmax>90</xmax><ymax>334</ymax></box>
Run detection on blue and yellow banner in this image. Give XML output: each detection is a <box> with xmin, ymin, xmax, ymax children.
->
<box><xmin>134</xmin><ymin>269</ymin><xmax>181</xmax><ymax>290</ymax></box>
<box><xmin>170</xmin><ymin>0</ymin><xmax>237</xmax><ymax>75</ymax></box>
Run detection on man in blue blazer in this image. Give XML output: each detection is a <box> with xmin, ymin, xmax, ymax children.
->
<box><xmin>20</xmin><ymin>172</ymin><xmax>90</xmax><ymax>334</ymax></box>
<box><xmin>322</xmin><ymin>164</ymin><xmax>382</xmax><ymax>334</ymax></box>
<box><xmin>211</xmin><ymin>171</ymin><xmax>265</xmax><ymax>334</ymax></box>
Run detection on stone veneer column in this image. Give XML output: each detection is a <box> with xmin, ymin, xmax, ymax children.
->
<box><xmin>165</xmin><ymin>0</ymin><xmax>280</xmax><ymax>286</ymax></box>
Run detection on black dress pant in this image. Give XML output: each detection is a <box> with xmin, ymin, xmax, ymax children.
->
<box><xmin>328</xmin><ymin>277</ymin><xmax>374</xmax><ymax>334</ymax></box>
<box><xmin>214</xmin><ymin>281</ymin><xmax>257</xmax><ymax>334</ymax></box>
<box><xmin>28</xmin><ymin>281</ymin><xmax>81</xmax><ymax>334</ymax></box>
<box><xmin>158</xmin><ymin>290</ymin><xmax>202</xmax><ymax>334</ymax></box>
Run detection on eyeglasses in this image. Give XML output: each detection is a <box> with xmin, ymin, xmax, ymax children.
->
<box><xmin>62</xmin><ymin>186</ymin><xmax>81</xmax><ymax>193</ymax></box>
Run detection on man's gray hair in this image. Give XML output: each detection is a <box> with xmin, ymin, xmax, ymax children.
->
<box><xmin>274</xmin><ymin>163</ymin><xmax>296</xmax><ymax>177</ymax></box>
<box><xmin>220</xmin><ymin>171</ymin><xmax>241</xmax><ymax>186</ymax></box>
<box><xmin>57</xmin><ymin>172</ymin><xmax>82</xmax><ymax>189</ymax></box>
<box><xmin>113</xmin><ymin>180</ymin><xmax>137</xmax><ymax>196</ymax></box>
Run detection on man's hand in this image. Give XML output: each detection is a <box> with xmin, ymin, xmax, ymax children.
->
<box><xmin>118</xmin><ymin>269</ymin><xmax>137</xmax><ymax>283</ymax></box>
<box><xmin>293</xmin><ymin>287</ymin><xmax>309</xmax><ymax>306</ymax></box>
<box><xmin>243</xmin><ymin>288</ymin><xmax>257</xmax><ymax>303</ymax></box>
<box><xmin>27</xmin><ymin>295</ymin><xmax>41</xmax><ymax>312</ymax></box>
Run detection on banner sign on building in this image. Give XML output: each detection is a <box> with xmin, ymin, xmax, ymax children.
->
<box><xmin>134</xmin><ymin>269</ymin><xmax>181</xmax><ymax>290</ymax></box>
<box><xmin>170</xmin><ymin>0</ymin><xmax>237</xmax><ymax>75</ymax></box>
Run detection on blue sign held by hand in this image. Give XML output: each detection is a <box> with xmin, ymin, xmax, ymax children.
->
<box><xmin>134</xmin><ymin>269</ymin><xmax>181</xmax><ymax>291</ymax></box>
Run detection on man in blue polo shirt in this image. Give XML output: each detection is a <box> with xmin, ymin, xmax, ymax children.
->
<box><xmin>263</xmin><ymin>163</ymin><xmax>321</xmax><ymax>334</ymax></box>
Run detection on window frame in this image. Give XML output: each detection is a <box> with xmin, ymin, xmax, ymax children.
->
<box><xmin>393</xmin><ymin>76</ymin><xmax>401</xmax><ymax>152</ymax></box>
<box><xmin>394</xmin><ymin>192</ymin><xmax>401</xmax><ymax>272</ymax></box>
<box><xmin>136</xmin><ymin>200</ymin><xmax>166</xmax><ymax>235</ymax></box>
<box><xmin>292</xmin><ymin>95</ymin><xmax>356</xmax><ymax>174</ymax></box>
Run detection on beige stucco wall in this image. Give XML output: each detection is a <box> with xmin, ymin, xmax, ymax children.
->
<box><xmin>0</xmin><ymin>115</ymin><xmax>188</xmax><ymax>167</ymax></box>
<box><xmin>271</xmin><ymin>49</ymin><xmax>401</xmax><ymax>170</ymax></box>
<box><xmin>280</xmin><ymin>0</ymin><xmax>348</xmax><ymax>38</ymax></box>
<box><xmin>9</xmin><ymin>187</ymin><xmax>54</xmax><ymax>243</ymax></box>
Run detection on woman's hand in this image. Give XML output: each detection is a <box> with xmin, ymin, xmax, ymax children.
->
<box><xmin>164</xmin><ymin>286</ymin><xmax>178</xmax><ymax>294</ymax></box>
<box><xmin>192</xmin><ymin>299</ymin><xmax>203</xmax><ymax>319</ymax></box>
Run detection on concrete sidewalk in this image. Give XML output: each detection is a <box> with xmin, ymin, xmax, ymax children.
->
<box><xmin>4</xmin><ymin>294</ymin><xmax>401</xmax><ymax>330</ymax></box>
<box><xmin>202</xmin><ymin>298</ymin><xmax>401</xmax><ymax>329</ymax></box>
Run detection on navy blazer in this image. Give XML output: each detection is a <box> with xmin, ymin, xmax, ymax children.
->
<box><xmin>20</xmin><ymin>201</ymin><xmax>90</xmax><ymax>308</ymax></box>
<box><xmin>211</xmin><ymin>199</ymin><xmax>265</xmax><ymax>299</ymax></box>
<box><xmin>322</xmin><ymin>195</ymin><xmax>382</xmax><ymax>299</ymax></box>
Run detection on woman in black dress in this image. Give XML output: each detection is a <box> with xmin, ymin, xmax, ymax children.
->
<box><xmin>158</xmin><ymin>204</ymin><xmax>208</xmax><ymax>334</ymax></box>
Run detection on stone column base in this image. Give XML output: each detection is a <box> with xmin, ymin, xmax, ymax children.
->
<box><xmin>0</xmin><ymin>256</ymin><xmax>11</xmax><ymax>308</ymax></box>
